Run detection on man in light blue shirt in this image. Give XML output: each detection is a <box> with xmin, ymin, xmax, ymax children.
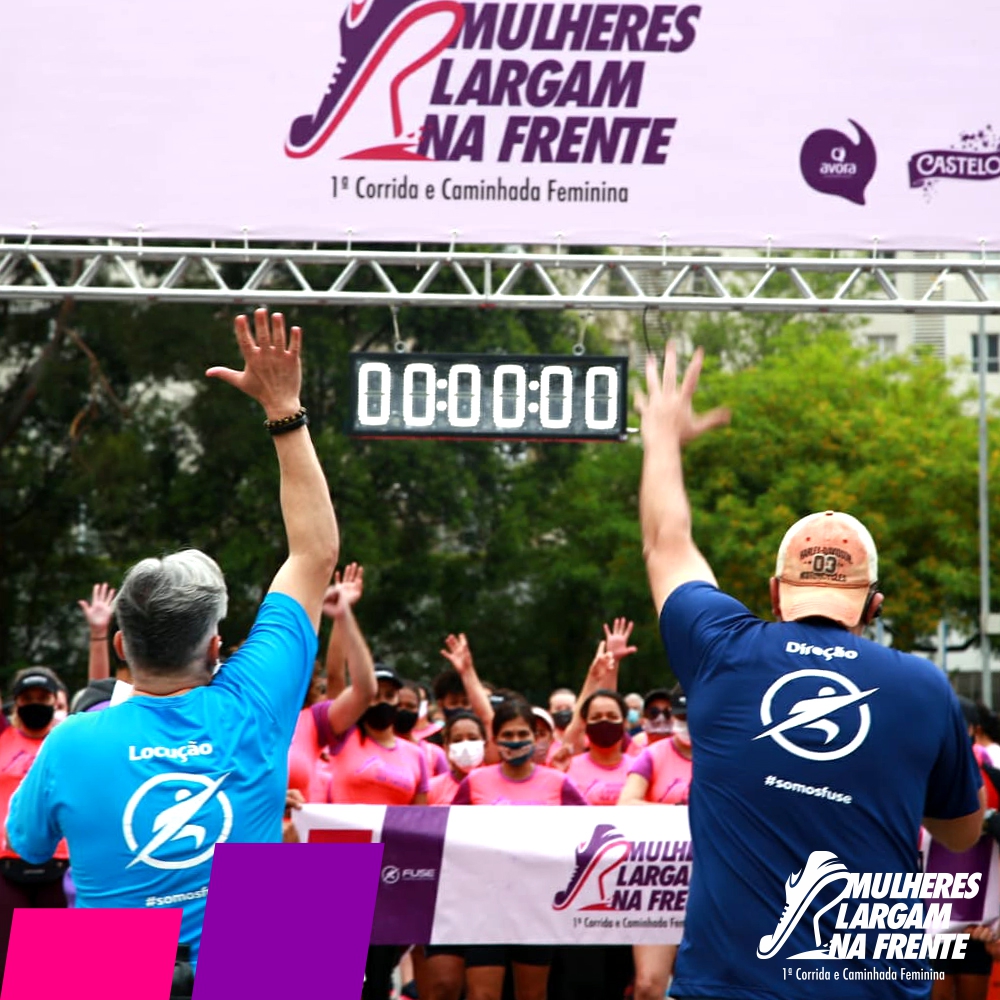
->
<box><xmin>8</xmin><ymin>310</ymin><xmax>339</xmax><ymax>973</ymax></box>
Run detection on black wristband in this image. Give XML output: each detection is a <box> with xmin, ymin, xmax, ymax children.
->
<box><xmin>265</xmin><ymin>408</ymin><xmax>308</xmax><ymax>436</ymax></box>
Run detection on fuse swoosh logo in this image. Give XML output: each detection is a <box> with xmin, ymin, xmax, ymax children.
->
<box><xmin>123</xmin><ymin>773</ymin><xmax>233</xmax><ymax>871</ymax></box>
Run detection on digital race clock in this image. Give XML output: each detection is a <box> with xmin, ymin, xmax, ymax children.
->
<box><xmin>348</xmin><ymin>353</ymin><xmax>629</xmax><ymax>441</ymax></box>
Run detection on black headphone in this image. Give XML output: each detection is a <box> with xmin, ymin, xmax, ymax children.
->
<box><xmin>862</xmin><ymin>583</ymin><xmax>881</xmax><ymax>623</ymax></box>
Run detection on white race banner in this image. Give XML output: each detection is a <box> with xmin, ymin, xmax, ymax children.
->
<box><xmin>294</xmin><ymin>804</ymin><xmax>691</xmax><ymax>944</ymax></box>
<box><xmin>1</xmin><ymin>0</ymin><xmax>998</xmax><ymax>249</ymax></box>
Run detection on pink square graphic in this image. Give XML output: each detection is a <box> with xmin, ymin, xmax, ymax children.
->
<box><xmin>2</xmin><ymin>908</ymin><xmax>180</xmax><ymax>1000</ymax></box>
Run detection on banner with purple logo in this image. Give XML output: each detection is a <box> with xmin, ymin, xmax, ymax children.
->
<box><xmin>3</xmin><ymin>0</ymin><xmax>997</xmax><ymax>250</ymax></box>
<box><xmin>294</xmin><ymin>804</ymin><xmax>692</xmax><ymax>944</ymax></box>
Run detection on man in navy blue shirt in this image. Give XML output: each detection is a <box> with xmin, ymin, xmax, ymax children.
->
<box><xmin>635</xmin><ymin>344</ymin><xmax>985</xmax><ymax>1000</ymax></box>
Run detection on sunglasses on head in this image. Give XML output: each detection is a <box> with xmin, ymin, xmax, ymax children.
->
<box><xmin>645</xmin><ymin>706</ymin><xmax>672</xmax><ymax>721</ymax></box>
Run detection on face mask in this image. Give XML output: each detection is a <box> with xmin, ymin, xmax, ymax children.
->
<box><xmin>363</xmin><ymin>701</ymin><xmax>398</xmax><ymax>731</ymax></box>
<box><xmin>53</xmin><ymin>710</ymin><xmax>67</xmax><ymax>724</ymax></box>
<box><xmin>448</xmin><ymin>739</ymin><xmax>485</xmax><ymax>771</ymax></box>
<box><xmin>627</xmin><ymin>709</ymin><xmax>641</xmax><ymax>727</ymax></box>
<box><xmin>672</xmin><ymin>719</ymin><xmax>690</xmax><ymax>746</ymax></box>
<box><xmin>443</xmin><ymin>706</ymin><xmax>466</xmax><ymax>722</ymax></box>
<box><xmin>394</xmin><ymin>709</ymin><xmax>418</xmax><ymax>736</ymax></box>
<box><xmin>533</xmin><ymin>738</ymin><xmax>552</xmax><ymax>764</ymax></box>
<box><xmin>644</xmin><ymin>716</ymin><xmax>672</xmax><ymax>735</ymax></box>
<box><xmin>586</xmin><ymin>720</ymin><xmax>625</xmax><ymax>749</ymax></box>
<box><xmin>498</xmin><ymin>739</ymin><xmax>534</xmax><ymax>767</ymax></box>
<box><xmin>17</xmin><ymin>703</ymin><xmax>55</xmax><ymax>731</ymax></box>
<box><xmin>551</xmin><ymin>709</ymin><xmax>573</xmax><ymax>730</ymax></box>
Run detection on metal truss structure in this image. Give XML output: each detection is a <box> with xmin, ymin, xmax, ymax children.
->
<box><xmin>0</xmin><ymin>237</ymin><xmax>998</xmax><ymax>314</ymax></box>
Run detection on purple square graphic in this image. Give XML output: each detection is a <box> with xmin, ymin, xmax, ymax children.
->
<box><xmin>194</xmin><ymin>843</ymin><xmax>382</xmax><ymax>1000</ymax></box>
<box><xmin>926</xmin><ymin>836</ymin><xmax>993</xmax><ymax>924</ymax></box>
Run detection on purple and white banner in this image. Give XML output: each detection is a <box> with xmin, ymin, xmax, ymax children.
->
<box><xmin>1</xmin><ymin>0</ymin><xmax>998</xmax><ymax>250</ymax></box>
<box><xmin>921</xmin><ymin>831</ymin><xmax>1000</xmax><ymax>933</ymax></box>
<box><xmin>294</xmin><ymin>805</ymin><xmax>692</xmax><ymax>944</ymax></box>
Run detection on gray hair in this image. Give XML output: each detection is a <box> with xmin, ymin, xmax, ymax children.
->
<box><xmin>114</xmin><ymin>550</ymin><xmax>228</xmax><ymax>673</ymax></box>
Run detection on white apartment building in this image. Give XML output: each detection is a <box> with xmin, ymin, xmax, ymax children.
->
<box><xmin>862</xmin><ymin>257</ymin><xmax>1000</xmax><ymax>701</ymax></box>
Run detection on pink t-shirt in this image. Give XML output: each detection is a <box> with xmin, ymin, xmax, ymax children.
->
<box><xmin>0</xmin><ymin>722</ymin><xmax>68</xmax><ymax>860</ymax></box>
<box><xmin>567</xmin><ymin>753</ymin><xmax>633</xmax><ymax>805</ymax></box>
<box><xmin>428</xmin><ymin>771</ymin><xmax>463</xmax><ymax>806</ymax></box>
<box><xmin>288</xmin><ymin>707</ymin><xmax>330</xmax><ymax>803</ymax></box>
<box><xmin>453</xmin><ymin>763</ymin><xmax>587</xmax><ymax>805</ymax></box>
<box><xmin>327</xmin><ymin>726</ymin><xmax>429</xmax><ymax>805</ymax></box>
<box><xmin>420</xmin><ymin>739</ymin><xmax>450</xmax><ymax>778</ymax></box>
<box><xmin>628</xmin><ymin>738</ymin><xmax>692</xmax><ymax>804</ymax></box>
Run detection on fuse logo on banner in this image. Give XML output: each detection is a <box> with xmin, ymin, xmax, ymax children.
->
<box><xmin>908</xmin><ymin>124</ymin><xmax>1000</xmax><ymax>201</ymax></box>
<box><xmin>551</xmin><ymin>823</ymin><xmax>691</xmax><ymax>919</ymax></box>
<box><xmin>799</xmin><ymin>120</ymin><xmax>877</xmax><ymax>206</ymax></box>
<box><xmin>286</xmin><ymin>0</ymin><xmax>701</xmax><ymax>164</ymax></box>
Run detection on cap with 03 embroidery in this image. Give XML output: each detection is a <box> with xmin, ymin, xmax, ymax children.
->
<box><xmin>774</xmin><ymin>510</ymin><xmax>878</xmax><ymax>628</ymax></box>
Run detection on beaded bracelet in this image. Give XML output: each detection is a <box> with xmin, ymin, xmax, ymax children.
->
<box><xmin>265</xmin><ymin>407</ymin><xmax>308</xmax><ymax>436</ymax></box>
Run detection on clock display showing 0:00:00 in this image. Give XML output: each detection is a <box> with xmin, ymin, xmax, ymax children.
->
<box><xmin>349</xmin><ymin>354</ymin><xmax>628</xmax><ymax>439</ymax></box>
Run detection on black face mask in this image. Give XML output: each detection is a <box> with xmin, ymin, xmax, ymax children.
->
<box><xmin>394</xmin><ymin>709</ymin><xmax>418</xmax><ymax>736</ymax></box>
<box><xmin>443</xmin><ymin>706</ymin><xmax>467</xmax><ymax>722</ymax></box>
<box><xmin>17</xmin><ymin>703</ymin><xmax>54</xmax><ymax>731</ymax></box>
<box><xmin>364</xmin><ymin>702</ymin><xmax>398</xmax><ymax>731</ymax></box>
<box><xmin>552</xmin><ymin>709</ymin><xmax>573</xmax><ymax>730</ymax></box>
<box><xmin>586</xmin><ymin>720</ymin><xmax>625</xmax><ymax>749</ymax></box>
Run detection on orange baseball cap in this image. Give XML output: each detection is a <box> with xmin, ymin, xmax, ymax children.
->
<box><xmin>774</xmin><ymin>511</ymin><xmax>878</xmax><ymax>627</ymax></box>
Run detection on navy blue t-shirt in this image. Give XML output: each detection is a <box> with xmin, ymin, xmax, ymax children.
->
<box><xmin>661</xmin><ymin>581</ymin><xmax>981</xmax><ymax>1000</ymax></box>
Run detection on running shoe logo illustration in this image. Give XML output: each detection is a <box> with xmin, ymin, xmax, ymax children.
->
<box><xmin>755</xmin><ymin>669</ymin><xmax>877</xmax><ymax>762</ymax></box>
<box><xmin>122</xmin><ymin>773</ymin><xmax>233</xmax><ymax>871</ymax></box>
<box><xmin>286</xmin><ymin>0</ymin><xmax>466</xmax><ymax>160</ymax></box>
<box><xmin>757</xmin><ymin>851</ymin><xmax>852</xmax><ymax>959</ymax></box>
<box><xmin>552</xmin><ymin>824</ymin><xmax>632</xmax><ymax>911</ymax></box>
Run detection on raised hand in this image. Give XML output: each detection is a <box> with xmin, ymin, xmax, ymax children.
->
<box><xmin>587</xmin><ymin>640</ymin><xmax>617</xmax><ymax>687</ymax></box>
<box><xmin>549</xmin><ymin>744</ymin><xmax>573</xmax><ymax>773</ymax></box>
<box><xmin>334</xmin><ymin>563</ymin><xmax>364</xmax><ymax>607</ymax></box>
<box><xmin>603</xmin><ymin>618</ymin><xmax>638</xmax><ymax>661</ymax></box>
<box><xmin>634</xmin><ymin>343</ymin><xmax>730</xmax><ymax>448</ymax></box>
<box><xmin>440</xmin><ymin>633</ymin><xmax>473</xmax><ymax>675</ymax></box>
<box><xmin>78</xmin><ymin>583</ymin><xmax>116</xmax><ymax>634</ymax></box>
<box><xmin>321</xmin><ymin>584</ymin><xmax>353</xmax><ymax>620</ymax></box>
<box><xmin>206</xmin><ymin>309</ymin><xmax>303</xmax><ymax>422</ymax></box>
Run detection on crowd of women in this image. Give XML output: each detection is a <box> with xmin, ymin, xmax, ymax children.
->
<box><xmin>279</xmin><ymin>564</ymin><xmax>693</xmax><ymax>1000</ymax></box>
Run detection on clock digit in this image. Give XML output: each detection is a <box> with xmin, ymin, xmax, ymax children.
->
<box><xmin>402</xmin><ymin>362</ymin><xmax>436</xmax><ymax>427</ymax></box>
<box><xmin>357</xmin><ymin>361</ymin><xmax>392</xmax><ymax>426</ymax></box>
<box><xmin>539</xmin><ymin>365</ymin><xmax>572</xmax><ymax>429</ymax></box>
<box><xmin>493</xmin><ymin>364</ymin><xmax>527</xmax><ymax>429</ymax></box>
<box><xmin>448</xmin><ymin>363</ymin><xmax>481</xmax><ymax>428</ymax></box>
<box><xmin>584</xmin><ymin>366</ymin><xmax>618</xmax><ymax>430</ymax></box>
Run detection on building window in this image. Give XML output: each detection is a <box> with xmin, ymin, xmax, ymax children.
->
<box><xmin>867</xmin><ymin>334</ymin><xmax>897</xmax><ymax>357</ymax></box>
<box><xmin>971</xmin><ymin>333</ymin><xmax>1000</xmax><ymax>374</ymax></box>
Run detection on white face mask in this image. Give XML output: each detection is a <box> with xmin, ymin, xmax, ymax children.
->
<box><xmin>53</xmin><ymin>710</ymin><xmax>68</xmax><ymax>724</ymax></box>
<box><xmin>644</xmin><ymin>717</ymin><xmax>672</xmax><ymax>735</ymax></box>
<box><xmin>672</xmin><ymin>719</ymin><xmax>690</xmax><ymax>745</ymax></box>
<box><xmin>448</xmin><ymin>739</ymin><xmax>485</xmax><ymax>771</ymax></box>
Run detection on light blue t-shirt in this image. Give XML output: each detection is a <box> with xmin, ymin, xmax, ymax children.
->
<box><xmin>661</xmin><ymin>582</ymin><xmax>981</xmax><ymax>1000</ymax></box>
<box><xmin>8</xmin><ymin>592</ymin><xmax>316</xmax><ymax>967</ymax></box>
